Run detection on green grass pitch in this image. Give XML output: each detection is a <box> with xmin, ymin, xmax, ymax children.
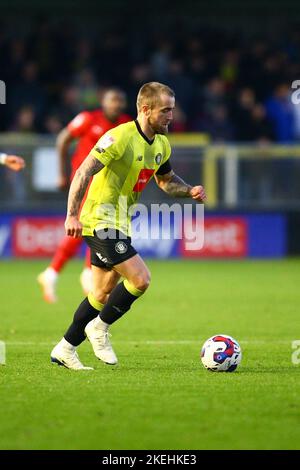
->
<box><xmin>0</xmin><ymin>258</ymin><xmax>300</xmax><ymax>450</ymax></box>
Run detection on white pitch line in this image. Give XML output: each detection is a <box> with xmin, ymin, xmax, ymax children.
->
<box><xmin>3</xmin><ymin>339</ymin><xmax>293</xmax><ymax>346</ymax></box>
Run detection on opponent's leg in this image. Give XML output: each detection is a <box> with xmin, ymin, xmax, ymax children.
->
<box><xmin>79</xmin><ymin>247</ymin><xmax>92</xmax><ymax>295</ymax></box>
<box><xmin>85</xmin><ymin>247</ymin><xmax>91</xmax><ymax>268</ymax></box>
<box><xmin>38</xmin><ymin>236</ymin><xmax>82</xmax><ymax>303</ymax></box>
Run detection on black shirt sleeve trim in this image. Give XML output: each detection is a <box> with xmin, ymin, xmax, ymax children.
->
<box><xmin>156</xmin><ymin>159</ymin><xmax>172</xmax><ymax>175</ymax></box>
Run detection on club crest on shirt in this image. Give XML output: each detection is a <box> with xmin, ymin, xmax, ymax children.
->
<box><xmin>115</xmin><ymin>241</ymin><xmax>128</xmax><ymax>254</ymax></box>
<box><xmin>155</xmin><ymin>153</ymin><xmax>162</xmax><ymax>165</ymax></box>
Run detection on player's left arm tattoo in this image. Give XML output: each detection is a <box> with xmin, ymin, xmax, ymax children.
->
<box><xmin>155</xmin><ymin>170</ymin><xmax>193</xmax><ymax>197</ymax></box>
<box><xmin>67</xmin><ymin>154</ymin><xmax>104</xmax><ymax>217</ymax></box>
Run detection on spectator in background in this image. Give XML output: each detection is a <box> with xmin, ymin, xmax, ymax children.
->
<box><xmin>219</xmin><ymin>49</ymin><xmax>240</xmax><ymax>89</ymax></box>
<box><xmin>126</xmin><ymin>63</ymin><xmax>151</xmax><ymax>116</ymax></box>
<box><xmin>265</xmin><ymin>83</ymin><xmax>295</xmax><ymax>142</ymax></box>
<box><xmin>186</xmin><ymin>36</ymin><xmax>211</xmax><ymax>92</ymax></box>
<box><xmin>10</xmin><ymin>62</ymin><xmax>46</xmax><ymax>125</ymax></box>
<box><xmin>1</xmin><ymin>21</ymin><xmax>300</xmax><ymax>141</ymax></box>
<box><xmin>166</xmin><ymin>58</ymin><xmax>195</xmax><ymax>115</ymax></box>
<box><xmin>232</xmin><ymin>87</ymin><xmax>256</xmax><ymax>141</ymax></box>
<box><xmin>57</xmin><ymin>86</ymin><xmax>82</xmax><ymax>125</ymax></box>
<box><xmin>240</xmin><ymin>104</ymin><xmax>275</xmax><ymax>201</ymax></box>
<box><xmin>4</xmin><ymin>39</ymin><xmax>27</xmax><ymax>85</ymax></box>
<box><xmin>11</xmin><ymin>106</ymin><xmax>36</xmax><ymax>133</ymax></box>
<box><xmin>257</xmin><ymin>54</ymin><xmax>285</xmax><ymax>100</ymax></box>
<box><xmin>238</xmin><ymin>39</ymin><xmax>268</xmax><ymax>95</ymax></box>
<box><xmin>196</xmin><ymin>105</ymin><xmax>235</xmax><ymax>142</ymax></box>
<box><xmin>28</xmin><ymin>19</ymin><xmax>57</xmax><ymax>83</ymax></box>
<box><xmin>188</xmin><ymin>54</ymin><xmax>209</xmax><ymax>86</ymax></box>
<box><xmin>265</xmin><ymin>83</ymin><xmax>296</xmax><ymax>200</ymax></box>
<box><xmin>191</xmin><ymin>77</ymin><xmax>227</xmax><ymax>133</ymax></box>
<box><xmin>151</xmin><ymin>38</ymin><xmax>172</xmax><ymax>81</ymax></box>
<box><xmin>43</xmin><ymin>114</ymin><xmax>64</xmax><ymax>134</ymax></box>
<box><xmin>73</xmin><ymin>38</ymin><xmax>95</xmax><ymax>74</ymax></box>
<box><xmin>237</xmin><ymin>101</ymin><xmax>275</xmax><ymax>203</ymax></box>
<box><xmin>96</xmin><ymin>31</ymin><xmax>129</xmax><ymax>84</ymax></box>
<box><xmin>202</xmin><ymin>77</ymin><xmax>227</xmax><ymax>119</ymax></box>
<box><xmin>72</xmin><ymin>68</ymin><xmax>99</xmax><ymax>109</ymax></box>
<box><xmin>169</xmin><ymin>104</ymin><xmax>188</xmax><ymax>133</ymax></box>
<box><xmin>248</xmin><ymin>104</ymin><xmax>275</xmax><ymax>143</ymax></box>
<box><xmin>232</xmin><ymin>89</ymin><xmax>275</xmax><ymax>142</ymax></box>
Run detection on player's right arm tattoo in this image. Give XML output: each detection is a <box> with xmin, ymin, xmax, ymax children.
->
<box><xmin>67</xmin><ymin>155</ymin><xmax>104</xmax><ymax>217</ymax></box>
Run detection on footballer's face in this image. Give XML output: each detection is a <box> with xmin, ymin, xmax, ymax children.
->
<box><xmin>102</xmin><ymin>91</ymin><xmax>127</xmax><ymax>120</ymax></box>
<box><xmin>148</xmin><ymin>93</ymin><xmax>175</xmax><ymax>134</ymax></box>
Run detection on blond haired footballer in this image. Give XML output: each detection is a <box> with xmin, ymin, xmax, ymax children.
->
<box><xmin>51</xmin><ymin>82</ymin><xmax>207</xmax><ymax>370</ymax></box>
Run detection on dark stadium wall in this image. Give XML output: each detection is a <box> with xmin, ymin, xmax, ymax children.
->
<box><xmin>1</xmin><ymin>0</ymin><xmax>300</xmax><ymax>35</ymax></box>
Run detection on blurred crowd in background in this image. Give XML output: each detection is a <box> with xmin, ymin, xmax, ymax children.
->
<box><xmin>1</xmin><ymin>19</ymin><xmax>300</xmax><ymax>143</ymax></box>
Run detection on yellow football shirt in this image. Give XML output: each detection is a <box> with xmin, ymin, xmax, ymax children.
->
<box><xmin>80</xmin><ymin>120</ymin><xmax>171</xmax><ymax>236</ymax></box>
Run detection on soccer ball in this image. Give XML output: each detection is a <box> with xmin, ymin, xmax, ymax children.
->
<box><xmin>200</xmin><ymin>334</ymin><xmax>242</xmax><ymax>372</ymax></box>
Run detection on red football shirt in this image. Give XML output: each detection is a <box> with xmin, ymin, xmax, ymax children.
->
<box><xmin>67</xmin><ymin>109</ymin><xmax>131</xmax><ymax>180</ymax></box>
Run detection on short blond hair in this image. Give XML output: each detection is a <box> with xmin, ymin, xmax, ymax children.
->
<box><xmin>137</xmin><ymin>82</ymin><xmax>175</xmax><ymax>111</ymax></box>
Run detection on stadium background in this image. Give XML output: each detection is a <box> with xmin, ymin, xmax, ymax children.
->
<box><xmin>1</xmin><ymin>0</ymin><xmax>300</xmax><ymax>451</ymax></box>
<box><xmin>1</xmin><ymin>0</ymin><xmax>300</xmax><ymax>259</ymax></box>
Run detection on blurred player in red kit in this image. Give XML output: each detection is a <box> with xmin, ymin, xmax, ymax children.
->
<box><xmin>38</xmin><ymin>88</ymin><xmax>131</xmax><ymax>303</ymax></box>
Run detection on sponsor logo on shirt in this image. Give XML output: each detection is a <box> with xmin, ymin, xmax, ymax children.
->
<box><xmin>132</xmin><ymin>169</ymin><xmax>155</xmax><ymax>192</ymax></box>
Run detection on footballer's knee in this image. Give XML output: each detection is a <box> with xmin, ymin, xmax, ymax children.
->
<box><xmin>131</xmin><ymin>270</ymin><xmax>151</xmax><ymax>292</ymax></box>
<box><xmin>92</xmin><ymin>286</ymin><xmax>112</xmax><ymax>304</ymax></box>
<box><xmin>91</xmin><ymin>270</ymin><xmax>120</xmax><ymax>304</ymax></box>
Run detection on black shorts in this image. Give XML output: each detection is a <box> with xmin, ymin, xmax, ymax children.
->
<box><xmin>84</xmin><ymin>229</ymin><xmax>137</xmax><ymax>270</ymax></box>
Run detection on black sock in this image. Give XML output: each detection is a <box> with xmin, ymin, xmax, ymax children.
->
<box><xmin>64</xmin><ymin>297</ymin><xmax>99</xmax><ymax>346</ymax></box>
<box><xmin>99</xmin><ymin>282</ymin><xmax>141</xmax><ymax>325</ymax></box>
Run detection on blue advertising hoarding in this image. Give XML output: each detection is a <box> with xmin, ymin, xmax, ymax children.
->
<box><xmin>0</xmin><ymin>213</ymin><xmax>287</xmax><ymax>259</ymax></box>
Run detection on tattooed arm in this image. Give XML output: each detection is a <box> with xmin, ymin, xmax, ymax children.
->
<box><xmin>155</xmin><ymin>170</ymin><xmax>207</xmax><ymax>202</ymax></box>
<box><xmin>65</xmin><ymin>154</ymin><xmax>104</xmax><ymax>237</ymax></box>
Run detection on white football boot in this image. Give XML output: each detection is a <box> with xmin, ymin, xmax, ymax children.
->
<box><xmin>79</xmin><ymin>267</ymin><xmax>93</xmax><ymax>295</ymax></box>
<box><xmin>51</xmin><ymin>338</ymin><xmax>93</xmax><ymax>370</ymax></box>
<box><xmin>84</xmin><ymin>317</ymin><xmax>118</xmax><ymax>365</ymax></box>
<box><xmin>37</xmin><ymin>267</ymin><xmax>58</xmax><ymax>303</ymax></box>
